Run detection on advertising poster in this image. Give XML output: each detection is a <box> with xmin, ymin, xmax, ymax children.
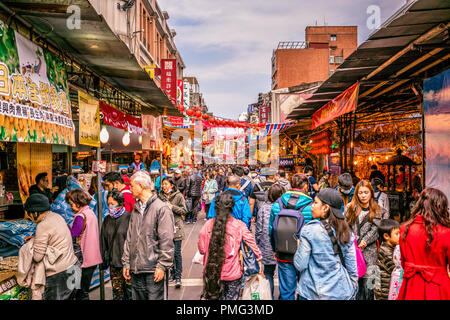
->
<box><xmin>142</xmin><ymin>114</ymin><xmax>163</xmax><ymax>151</ymax></box>
<box><xmin>424</xmin><ymin>69</ymin><xmax>450</xmax><ymax>200</ymax></box>
<box><xmin>78</xmin><ymin>90</ymin><xmax>100</xmax><ymax>147</ymax></box>
<box><xmin>17</xmin><ymin>142</ymin><xmax>52</xmax><ymax>203</ymax></box>
<box><xmin>0</xmin><ymin>21</ymin><xmax>75</xmax><ymax>146</ymax></box>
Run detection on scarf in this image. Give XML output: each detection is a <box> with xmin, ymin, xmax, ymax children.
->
<box><xmin>109</xmin><ymin>205</ymin><xmax>126</xmax><ymax>219</ymax></box>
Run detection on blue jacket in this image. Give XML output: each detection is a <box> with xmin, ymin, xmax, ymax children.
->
<box><xmin>155</xmin><ymin>174</ymin><xmax>167</xmax><ymax>193</ymax></box>
<box><xmin>294</xmin><ymin>220</ymin><xmax>358</xmax><ymax>300</ymax></box>
<box><xmin>207</xmin><ymin>187</ymin><xmax>252</xmax><ymax>229</ymax></box>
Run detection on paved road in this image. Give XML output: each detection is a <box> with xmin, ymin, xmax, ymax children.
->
<box><xmin>90</xmin><ymin>210</ymin><xmax>279</xmax><ymax>300</ymax></box>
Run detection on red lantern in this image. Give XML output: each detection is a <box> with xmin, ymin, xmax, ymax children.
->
<box><xmin>195</xmin><ymin>110</ymin><xmax>202</xmax><ymax>118</ymax></box>
<box><xmin>209</xmin><ymin>117</ymin><xmax>215</xmax><ymax>125</ymax></box>
<box><xmin>202</xmin><ymin>114</ymin><xmax>209</xmax><ymax>120</ymax></box>
<box><xmin>186</xmin><ymin>108</ymin><xmax>194</xmax><ymax>116</ymax></box>
<box><xmin>178</xmin><ymin>105</ymin><xmax>185</xmax><ymax>113</ymax></box>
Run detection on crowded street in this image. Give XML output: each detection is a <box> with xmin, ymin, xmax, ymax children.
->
<box><xmin>0</xmin><ymin>0</ymin><xmax>449</xmax><ymax>308</ymax></box>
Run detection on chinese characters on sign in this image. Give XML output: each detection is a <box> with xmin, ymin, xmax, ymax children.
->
<box><xmin>161</xmin><ymin>59</ymin><xmax>177</xmax><ymax>103</ymax></box>
<box><xmin>78</xmin><ymin>91</ymin><xmax>100</xmax><ymax>147</ymax></box>
<box><xmin>259</xmin><ymin>105</ymin><xmax>269</xmax><ymax>123</ymax></box>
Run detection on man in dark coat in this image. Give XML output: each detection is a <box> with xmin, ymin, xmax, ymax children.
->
<box><xmin>185</xmin><ymin>168</ymin><xmax>202</xmax><ymax>223</ymax></box>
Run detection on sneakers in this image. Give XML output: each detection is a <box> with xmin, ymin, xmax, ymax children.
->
<box><xmin>175</xmin><ymin>279</ymin><xmax>181</xmax><ymax>289</ymax></box>
<box><xmin>168</xmin><ymin>278</ymin><xmax>176</xmax><ymax>284</ymax></box>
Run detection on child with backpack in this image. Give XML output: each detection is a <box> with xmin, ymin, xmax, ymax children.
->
<box><xmin>374</xmin><ymin>219</ymin><xmax>400</xmax><ymax>300</ymax></box>
<box><xmin>268</xmin><ymin>174</ymin><xmax>314</xmax><ymax>300</ymax></box>
<box><xmin>294</xmin><ymin>188</ymin><xmax>358</xmax><ymax>300</ymax></box>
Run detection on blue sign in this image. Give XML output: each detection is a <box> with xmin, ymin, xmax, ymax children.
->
<box><xmin>279</xmin><ymin>154</ymin><xmax>306</xmax><ymax>167</ymax></box>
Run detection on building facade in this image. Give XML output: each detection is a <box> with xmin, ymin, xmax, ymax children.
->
<box><xmin>271</xmin><ymin>26</ymin><xmax>357</xmax><ymax>90</ymax></box>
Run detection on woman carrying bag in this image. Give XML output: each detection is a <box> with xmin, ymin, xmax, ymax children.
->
<box><xmin>159</xmin><ymin>176</ymin><xmax>187</xmax><ymax>289</ymax></box>
<box><xmin>345</xmin><ymin>180</ymin><xmax>384</xmax><ymax>300</ymax></box>
<box><xmin>100</xmin><ymin>189</ymin><xmax>132</xmax><ymax>300</ymax></box>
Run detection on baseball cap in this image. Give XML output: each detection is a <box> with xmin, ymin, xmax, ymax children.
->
<box><xmin>316</xmin><ymin>188</ymin><xmax>345</xmax><ymax>219</ymax></box>
<box><xmin>174</xmin><ymin>169</ymin><xmax>181</xmax><ymax>174</ymax></box>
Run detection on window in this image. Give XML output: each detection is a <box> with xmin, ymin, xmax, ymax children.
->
<box><xmin>329</xmin><ymin>70</ymin><xmax>334</xmax><ymax>76</ymax></box>
<box><xmin>147</xmin><ymin>17</ymin><xmax>151</xmax><ymax>52</ymax></box>
<box><xmin>335</xmin><ymin>56</ymin><xmax>343</xmax><ymax>64</ymax></box>
<box><xmin>329</xmin><ymin>56</ymin><xmax>334</xmax><ymax>64</ymax></box>
<box><xmin>330</xmin><ymin>34</ymin><xmax>337</xmax><ymax>41</ymax></box>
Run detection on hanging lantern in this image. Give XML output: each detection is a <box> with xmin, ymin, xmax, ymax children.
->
<box><xmin>138</xmin><ymin>135</ymin><xmax>142</xmax><ymax>144</ymax></box>
<box><xmin>195</xmin><ymin>110</ymin><xmax>202</xmax><ymax>118</ymax></box>
<box><xmin>178</xmin><ymin>105</ymin><xmax>185</xmax><ymax>113</ymax></box>
<box><xmin>209</xmin><ymin>117</ymin><xmax>215</xmax><ymax>125</ymax></box>
<box><xmin>202</xmin><ymin>114</ymin><xmax>209</xmax><ymax>120</ymax></box>
<box><xmin>186</xmin><ymin>108</ymin><xmax>194</xmax><ymax>116</ymax></box>
<box><xmin>122</xmin><ymin>131</ymin><xmax>130</xmax><ymax>147</ymax></box>
<box><xmin>100</xmin><ymin>125</ymin><xmax>109</xmax><ymax>144</ymax></box>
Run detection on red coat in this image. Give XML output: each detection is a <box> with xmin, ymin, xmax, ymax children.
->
<box><xmin>120</xmin><ymin>185</ymin><xmax>136</xmax><ymax>213</ymax></box>
<box><xmin>397</xmin><ymin>215</ymin><xmax>450</xmax><ymax>300</ymax></box>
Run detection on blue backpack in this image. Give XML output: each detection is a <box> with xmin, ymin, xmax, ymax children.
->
<box><xmin>272</xmin><ymin>193</ymin><xmax>312</xmax><ymax>255</ymax></box>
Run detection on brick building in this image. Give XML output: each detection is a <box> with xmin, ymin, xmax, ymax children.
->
<box><xmin>271</xmin><ymin>26</ymin><xmax>357</xmax><ymax>90</ymax></box>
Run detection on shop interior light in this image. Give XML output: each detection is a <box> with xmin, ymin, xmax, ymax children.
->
<box><xmin>354</xmin><ymin>161</ymin><xmax>357</xmax><ymax>165</ymax></box>
<box><xmin>122</xmin><ymin>131</ymin><xmax>130</xmax><ymax>147</ymax></box>
<box><xmin>138</xmin><ymin>135</ymin><xmax>142</xmax><ymax>144</ymax></box>
<box><xmin>188</xmin><ymin>138</ymin><xmax>192</xmax><ymax>145</ymax></box>
<box><xmin>369</xmin><ymin>156</ymin><xmax>372</xmax><ymax>161</ymax></box>
<box><xmin>386</xmin><ymin>156</ymin><xmax>389</xmax><ymax>160</ymax></box>
<box><xmin>100</xmin><ymin>126</ymin><xmax>109</xmax><ymax>144</ymax></box>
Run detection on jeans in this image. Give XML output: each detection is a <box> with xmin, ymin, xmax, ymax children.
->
<box><xmin>43</xmin><ymin>263</ymin><xmax>80</xmax><ymax>300</ymax></box>
<box><xmin>75</xmin><ymin>265</ymin><xmax>97</xmax><ymax>300</ymax></box>
<box><xmin>263</xmin><ymin>264</ymin><xmax>276</xmax><ymax>300</ymax></box>
<box><xmin>131</xmin><ymin>272</ymin><xmax>165</xmax><ymax>300</ymax></box>
<box><xmin>171</xmin><ymin>240</ymin><xmax>183</xmax><ymax>281</ymax></box>
<box><xmin>277</xmin><ymin>261</ymin><xmax>299</xmax><ymax>300</ymax></box>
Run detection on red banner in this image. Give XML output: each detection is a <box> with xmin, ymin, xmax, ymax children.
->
<box><xmin>161</xmin><ymin>59</ymin><xmax>177</xmax><ymax>103</ymax></box>
<box><xmin>259</xmin><ymin>105</ymin><xmax>269</xmax><ymax>123</ymax></box>
<box><xmin>312</xmin><ymin>82</ymin><xmax>359</xmax><ymax>129</ymax></box>
<box><xmin>100</xmin><ymin>101</ymin><xmax>127</xmax><ymax>130</ymax></box>
<box><xmin>168</xmin><ymin>116</ymin><xmax>184</xmax><ymax>126</ymax></box>
<box><xmin>125</xmin><ymin>114</ymin><xmax>143</xmax><ymax>135</ymax></box>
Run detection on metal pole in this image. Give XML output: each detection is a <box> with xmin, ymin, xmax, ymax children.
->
<box><xmin>96</xmin><ymin>146</ymin><xmax>105</xmax><ymax>300</ymax></box>
<box><xmin>67</xmin><ymin>146</ymin><xmax>73</xmax><ymax>176</ymax></box>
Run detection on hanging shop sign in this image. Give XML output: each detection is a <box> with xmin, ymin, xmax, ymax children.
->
<box><xmin>183</xmin><ymin>79</ymin><xmax>190</xmax><ymax>110</ymax></box>
<box><xmin>0</xmin><ymin>22</ymin><xmax>74</xmax><ymax>146</ymax></box>
<box><xmin>177</xmin><ymin>79</ymin><xmax>183</xmax><ymax>106</ymax></box>
<box><xmin>100</xmin><ymin>101</ymin><xmax>127</xmax><ymax>130</ymax></box>
<box><xmin>310</xmin><ymin>130</ymin><xmax>332</xmax><ymax>155</ymax></box>
<box><xmin>259</xmin><ymin>105</ymin><xmax>269</xmax><ymax>123</ymax></box>
<box><xmin>142</xmin><ymin>114</ymin><xmax>163</xmax><ymax>151</ymax></box>
<box><xmin>78</xmin><ymin>91</ymin><xmax>100</xmax><ymax>147</ymax></box>
<box><xmin>312</xmin><ymin>82</ymin><xmax>359</xmax><ymax>129</ymax></box>
<box><xmin>279</xmin><ymin>154</ymin><xmax>306</xmax><ymax>167</ymax></box>
<box><xmin>161</xmin><ymin>59</ymin><xmax>177</xmax><ymax>103</ymax></box>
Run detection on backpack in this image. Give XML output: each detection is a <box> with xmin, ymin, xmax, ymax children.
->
<box><xmin>272</xmin><ymin>193</ymin><xmax>311</xmax><ymax>255</ymax></box>
<box><xmin>253</xmin><ymin>182</ymin><xmax>271</xmax><ymax>215</ymax></box>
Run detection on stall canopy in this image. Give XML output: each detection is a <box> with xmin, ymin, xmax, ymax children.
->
<box><xmin>288</xmin><ymin>0</ymin><xmax>450</xmax><ymax>125</ymax></box>
<box><xmin>0</xmin><ymin>0</ymin><xmax>181</xmax><ymax>116</ymax></box>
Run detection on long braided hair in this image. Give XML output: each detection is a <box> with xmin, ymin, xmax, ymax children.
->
<box><xmin>201</xmin><ymin>192</ymin><xmax>235</xmax><ymax>300</ymax></box>
<box><xmin>402</xmin><ymin>188</ymin><xmax>450</xmax><ymax>248</ymax></box>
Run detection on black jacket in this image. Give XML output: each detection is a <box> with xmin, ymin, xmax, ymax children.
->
<box><xmin>100</xmin><ymin>211</ymin><xmax>131</xmax><ymax>269</ymax></box>
<box><xmin>29</xmin><ymin>184</ymin><xmax>53</xmax><ymax>203</ymax></box>
<box><xmin>174</xmin><ymin>176</ymin><xmax>186</xmax><ymax>195</ymax></box>
<box><xmin>215</xmin><ymin>174</ymin><xmax>226</xmax><ymax>193</ymax></box>
<box><xmin>186</xmin><ymin>174</ymin><xmax>202</xmax><ymax>197</ymax></box>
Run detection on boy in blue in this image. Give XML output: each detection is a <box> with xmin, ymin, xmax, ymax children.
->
<box><xmin>304</xmin><ymin>165</ymin><xmax>319</xmax><ymax>199</ymax></box>
<box><xmin>232</xmin><ymin>166</ymin><xmax>253</xmax><ymax>199</ymax></box>
<box><xmin>207</xmin><ymin>175</ymin><xmax>252</xmax><ymax>229</ymax></box>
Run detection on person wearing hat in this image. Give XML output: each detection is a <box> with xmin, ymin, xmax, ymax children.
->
<box><xmin>130</xmin><ymin>154</ymin><xmax>145</xmax><ymax>172</ymax></box>
<box><xmin>293</xmin><ymin>188</ymin><xmax>358</xmax><ymax>300</ymax></box>
<box><xmin>22</xmin><ymin>194</ymin><xmax>80</xmax><ymax>300</ymax></box>
<box><xmin>173</xmin><ymin>169</ymin><xmax>186</xmax><ymax>195</ymax></box>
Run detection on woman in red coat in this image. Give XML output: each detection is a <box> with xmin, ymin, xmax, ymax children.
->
<box><xmin>398</xmin><ymin>188</ymin><xmax>450</xmax><ymax>300</ymax></box>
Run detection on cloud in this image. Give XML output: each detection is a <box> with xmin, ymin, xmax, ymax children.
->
<box><xmin>158</xmin><ymin>0</ymin><xmax>406</xmax><ymax>119</ymax></box>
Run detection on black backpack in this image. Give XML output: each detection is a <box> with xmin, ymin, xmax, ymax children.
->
<box><xmin>272</xmin><ymin>193</ymin><xmax>312</xmax><ymax>255</ymax></box>
<box><xmin>253</xmin><ymin>182</ymin><xmax>271</xmax><ymax>215</ymax></box>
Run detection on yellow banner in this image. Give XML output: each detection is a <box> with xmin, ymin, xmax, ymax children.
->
<box><xmin>78</xmin><ymin>91</ymin><xmax>100</xmax><ymax>147</ymax></box>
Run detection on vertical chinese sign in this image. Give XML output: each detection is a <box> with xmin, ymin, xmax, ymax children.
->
<box><xmin>161</xmin><ymin>59</ymin><xmax>177</xmax><ymax>104</ymax></box>
<box><xmin>259</xmin><ymin>105</ymin><xmax>269</xmax><ymax>123</ymax></box>
<box><xmin>78</xmin><ymin>91</ymin><xmax>100</xmax><ymax>147</ymax></box>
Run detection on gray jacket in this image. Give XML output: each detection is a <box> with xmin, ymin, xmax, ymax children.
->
<box><xmin>121</xmin><ymin>193</ymin><xmax>174</xmax><ymax>274</ymax></box>
<box><xmin>345</xmin><ymin>204</ymin><xmax>384</xmax><ymax>275</ymax></box>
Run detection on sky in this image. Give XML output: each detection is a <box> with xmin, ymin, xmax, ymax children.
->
<box><xmin>158</xmin><ymin>0</ymin><xmax>407</xmax><ymax>120</ymax></box>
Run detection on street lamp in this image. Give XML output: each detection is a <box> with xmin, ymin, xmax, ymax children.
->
<box><xmin>100</xmin><ymin>126</ymin><xmax>109</xmax><ymax>144</ymax></box>
<box><xmin>122</xmin><ymin>131</ymin><xmax>130</xmax><ymax>147</ymax></box>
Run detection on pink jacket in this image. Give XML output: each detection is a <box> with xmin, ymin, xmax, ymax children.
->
<box><xmin>198</xmin><ymin>216</ymin><xmax>262</xmax><ymax>281</ymax></box>
<box><xmin>75</xmin><ymin>206</ymin><xmax>102</xmax><ymax>268</ymax></box>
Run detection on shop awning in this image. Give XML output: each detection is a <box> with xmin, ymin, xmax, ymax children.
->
<box><xmin>287</xmin><ymin>0</ymin><xmax>450</xmax><ymax>121</ymax></box>
<box><xmin>1</xmin><ymin>0</ymin><xmax>181</xmax><ymax>117</ymax></box>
